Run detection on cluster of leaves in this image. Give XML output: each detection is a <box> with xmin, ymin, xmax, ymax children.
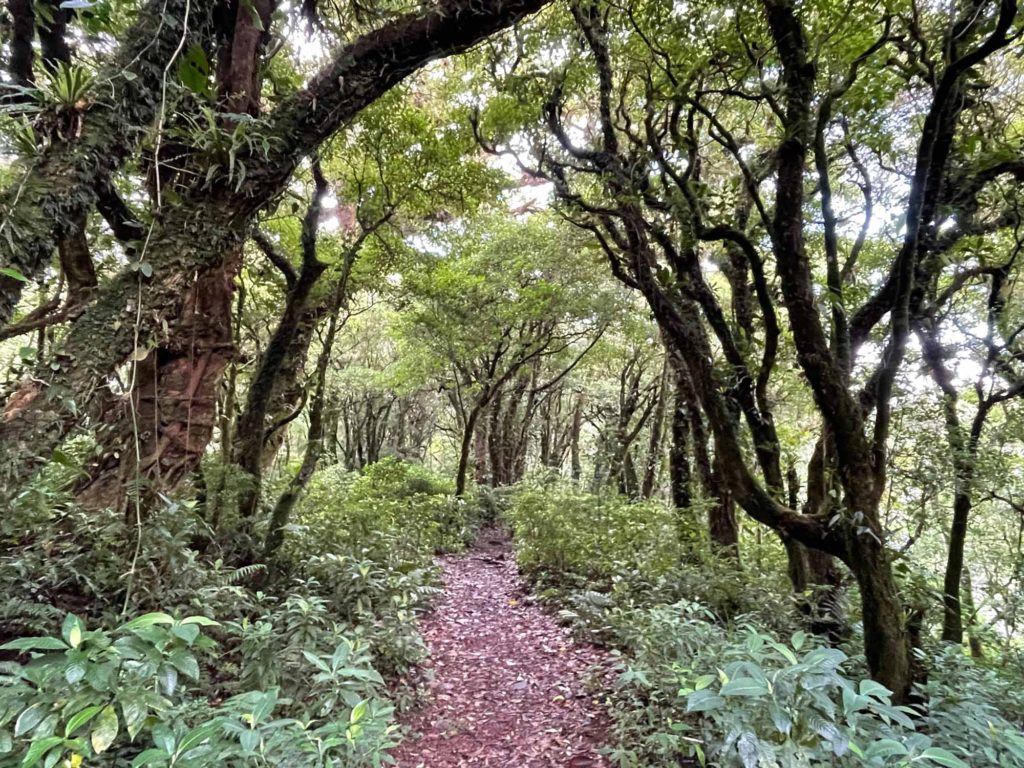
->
<box><xmin>506</xmin><ymin>482</ymin><xmax>789</xmax><ymax>625</ymax></box>
<box><xmin>282</xmin><ymin>458</ymin><xmax>483</xmax><ymax>566</ymax></box>
<box><xmin>0</xmin><ymin>612</ymin><xmax>396</xmax><ymax>767</ymax></box>
<box><xmin>0</xmin><ymin>454</ymin><xmax>490</xmax><ymax>766</ymax></box>
<box><xmin>505</xmin><ymin>485</ymin><xmax>1024</xmax><ymax>767</ymax></box>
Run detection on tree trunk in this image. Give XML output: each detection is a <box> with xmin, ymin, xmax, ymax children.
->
<box><xmin>962</xmin><ymin>568</ymin><xmax>984</xmax><ymax>658</ymax></box>
<box><xmin>641</xmin><ymin>362</ymin><xmax>669</xmax><ymax>498</ymax></box>
<box><xmin>570</xmin><ymin>395</ymin><xmax>583</xmax><ymax>481</ymax></box>
<box><xmin>263</xmin><ymin>287</ymin><xmax>345</xmax><ymax>559</ymax></box>
<box><xmin>76</xmin><ymin>248</ymin><xmax>241</xmax><ymax>510</ymax></box>
<box><xmin>668</xmin><ymin>377</ymin><xmax>692</xmax><ymax>510</ymax></box>
<box><xmin>473</xmin><ymin>401</ymin><xmax>490</xmax><ymax>486</ymax></box>
<box><xmin>234</xmin><ymin>171</ymin><xmax>329</xmax><ymax>518</ymax></box>
<box><xmin>456</xmin><ymin>404</ymin><xmax>484</xmax><ymax>497</ymax></box>
<box><xmin>848</xmin><ymin>521</ymin><xmax>912</xmax><ymax>700</ymax></box>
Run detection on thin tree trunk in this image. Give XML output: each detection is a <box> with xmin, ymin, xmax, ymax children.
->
<box><xmin>570</xmin><ymin>394</ymin><xmax>583</xmax><ymax>481</ymax></box>
<box><xmin>263</xmin><ymin>292</ymin><xmax>346</xmax><ymax>559</ymax></box>
<box><xmin>456</xmin><ymin>404</ymin><xmax>484</xmax><ymax>497</ymax></box>
<box><xmin>235</xmin><ymin>167</ymin><xmax>329</xmax><ymax>518</ymax></box>
<box><xmin>641</xmin><ymin>361</ymin><xmax>669</xmax><ymax>498</ymax></box>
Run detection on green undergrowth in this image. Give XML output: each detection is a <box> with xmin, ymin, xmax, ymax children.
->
<box><xmin>505</xmin><ymin>482</ymin><xmax>1024</xmax><ymax>768</ymax></box>
<box><xmin>0</xmin><ymin>457</ymin><xmax>486</xmax><ymax>767</ymax></box>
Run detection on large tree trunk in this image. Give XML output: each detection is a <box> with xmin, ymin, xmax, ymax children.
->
<box><xmin>845</xmin><ymin>494</ymin><xmax>912</xmax><ymax>699</ymax></box>
<box><xmin>77</xmin><ymin>249</ymin><xmax>242</xmax><ymax>510</ymax></box>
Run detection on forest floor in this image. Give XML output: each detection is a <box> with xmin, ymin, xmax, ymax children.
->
<box><xmin>391</xmin><ymin>527</ymin><xmax>614</xmax><ymax>767</ymax></box>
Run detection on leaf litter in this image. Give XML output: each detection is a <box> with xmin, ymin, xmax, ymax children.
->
<box><xmin>391</xmin><ymin>527</ymin><xmax>613</xmax><ymax>767</ymax></box>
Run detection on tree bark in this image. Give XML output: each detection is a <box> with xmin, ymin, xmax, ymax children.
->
<box><xmin>263</xmin><ymin>285</ymin><xmax>346</xmax><ymax>559</ymax></box>
<box><xmin>0</xmin><ymin>0</ymin><xmax>216</xmax><ymax>323</ymax></box>
<box><xmin>235</xmin><ymin>168</ymin><xmax>329</xmax><ymax>518</ymax></box>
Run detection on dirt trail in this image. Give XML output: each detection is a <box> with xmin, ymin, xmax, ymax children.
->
<box><xmin>391</xmin><ymin>528</ymin><xmax>613</xmax><ymax>768</ymax></box>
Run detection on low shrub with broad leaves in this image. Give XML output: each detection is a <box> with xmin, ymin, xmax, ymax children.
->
<box><xmin>505</xmin><ymin>483</ymin><xmax>1024</xmax><ymax>768</ymax></box>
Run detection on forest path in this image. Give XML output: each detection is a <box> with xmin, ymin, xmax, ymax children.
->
<box><xmin>390</xmin><ymin>527</ymin><xmax>613</xmax><ymax>768</ymax></box>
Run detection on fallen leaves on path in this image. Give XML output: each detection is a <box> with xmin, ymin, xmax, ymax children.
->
<box><xmin>391</xmin><ymin>528</ymin><xmax>613</xmax><ymax>768</ymax></box>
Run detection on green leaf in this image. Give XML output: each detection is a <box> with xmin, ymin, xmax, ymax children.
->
<box><xmin>90</xmin><ymin>706</ymin><xmax>119</xmax><ymax>754</ymax></box>
<box><xmin>64</xmin><ymin>662</ymin><xmax>87</xmax><ymax>685</ymax></box>
<box><xmin>168</xmin><ymin>648</ymin><xmax>200</xmax><ymax>680</ymax></box>
<box><xmin>176</xmin><ymin>724</ymin><xmax>217</xmax><ymax>754</ymax></box>
<box><xmin>61</xmin><ymin>615</ymin><xmax>84</xmax><ymax>649</ymax></box>
<box><xmin>0</xmin><ymin>267</ymin><xmax>29</xmax><ymax>283</ymax></box>
<box><xmin>119</xmin><ymin>613</ymin><xmax>175</xmax><ymax>632</ymax></box>
<box><xmin>350</xmin><ymin>700</ymin><xmax>368</xmax><ymax>724</ymax></box>
<box><xmin>132</xmin><ymin>748</ymin><xmax>171</xmax><ymax>767</ymax></box>
<box><xmin>19</xmin><ymin>736</ymin><xmax>62</xmax><ymax>768</ymax></box>
<box><xmin>865</xmin><ymin>739</ymin><xmax>909</xmax><ymax>760</ymax></box>
<box><xmin>177</xmin><ymin>45</ymin><xmax>211</xmax><ymax>96</ymax></box>
<box><xmin>1</xmin><ymin>637</ymin><xmax>69</xmax><ymax>652</ymax></box>
<box><xmin>917</xmin><ymin>747</ymin><xmax>969</xmax><ymax>768</ymax></box>
<box><xmin>179</xmin><ymin>616</ymin><xmax>218</xmax><ymax>627</ymax></box>
<box><xmin>159</xmin><ymin>665</ymin><xmax>178</xmax><ymax>696</ymax></box>
<box><xmin>65</xmin><ymin>705</ymin><xmax>103</xmax><ymax>737</ymax></box>
<box><xmin>121</xmin><ymin>698</ymin><xmax>147</xmax><ymax>740</ymax></box>
<box><xmin>687</xmin><ymin>689</ymin><xmax>725</xmax><ymax>713</ymax></box>
<box><xmin>719</xmin><ymin>677</ymin><xmax>768</xmax><ymax>697</ymax></box>
<box><xmin>171</xmin><ymin>623</ymin><xmax>200</xmax><ymax>644</ymax></box>
<box><xmin>15</xmin><ymin>705</ymin><xmax>47</xmax><ymax>737</ymax></box>
<box><xmin>693</xmin><ymin>674</ymin><xmax>716</xmax><ymax>691</ymax></box>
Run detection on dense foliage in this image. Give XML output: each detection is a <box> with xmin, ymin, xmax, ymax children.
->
<box><xmin>1</xmin><ymin>0</ymin><xmax>1024</xmax><ymax>763</ymax></box>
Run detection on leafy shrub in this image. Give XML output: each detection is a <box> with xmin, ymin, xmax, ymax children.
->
<box><xmin>0</xmin><ymin>612</ymin><xmax>397</xmax><ymax>767</ymax></box>
<box><xmin>507</xmin><ymin>484</ymin><xmax>791</xmax><ymax>628</ymax></box>
<box><xmin>284</xmin><ymin>458</ymin><xmax>478</xmax><ymax>567</ymax></box>
<box><xmin>507</xmin><ymin>485</ymin><xmax>686</xmax><ymax>590</ymax></box>
<box><xmin>505</xmin><ymin>484</ymin><xmax>1024</xmax><ymax>768</ymax></box>
<box><xmin>604</xmin><ymin>619</ymin><xmax>1024</xmax><ymax>768</ymax></box>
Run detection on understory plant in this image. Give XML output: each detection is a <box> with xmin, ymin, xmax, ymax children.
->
<box><xmin>505</xmin><ymin>484</ymin><xmax>1024</xmax><ymax>768</ymax></box>
<box><xmin>0</xmin><ymin>612</ymin><xmax>397</xmax><ymax>767</ymax></box>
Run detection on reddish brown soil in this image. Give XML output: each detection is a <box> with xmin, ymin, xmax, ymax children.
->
<box><xmin>391</xmin><ymin>528</ymin><xmax>613</xmax><ymax>767</ymax></box>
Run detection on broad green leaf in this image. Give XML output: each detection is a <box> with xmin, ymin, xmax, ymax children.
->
<box><xmin>90</xmin><ymin>706</ymin><xmax>118</xmax><ymax>754</ymax></box>
<box><xmin>65</xmin><ymin>705</ymin><xmax>103</xmax><ymax>737</ymax></box>
<box><xmin>15</xmin><ymin>705</ymin><xmax>47</xmax><ymax>737</ymax></box>
<box><xmin>720</xmin><ymin>677</ymin><xmax>768</xmax><ymax>697</ymax></box>
<box><xmin>917</xmin><ymin>747</ymin><xmax>969</xmax><ymax>768</ymax></box>
<box><xmin>64</xmin><ymin>662</ymin><xmax>87</xmax><ymax>685</ymax></box>
<box><xmin>119</xmin><ymin>613</ymin><xmax>175</xmax><ymax>632</ymax></box>
<box><xmin>121</xmin><ymin>698</ymin><xmax>147</xmax><ymax>740</ymax></box>
<box><xmin>171</xmin><ymin>623</ymin><xmax>200</xmax><ymax>644</ymax></box>
<box><xmin>1</xmin><ymin>637</ymin><xmax>69</xmax><ymax>652</ymax></box>
<box><xmin>62</xmin><ymin>615</ymin><xmax>84</xmax><ymax>649</ymax></box>
<box><xmin>19</xmin><ymin>736</ymin><xmax>62</xmax><ymax>768</ymax></box>
<box><xmin>865</xmin><ymin>739</ymin><xmax>909</xmax><ymax>760</ymax></box>
<box><xmin>350</xmin><ymin>700</ymin><xmax>368</xmax><ymax>724</ymax></box>
<box><xmin>176</xmin><ymin>724</ymin><xmax>218</xmax><ymax>754</ymax></box>
<box><xmin>687</xmin><ymin>690</ymin><xmax>725</xmax><ymax>713</ymax></box>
